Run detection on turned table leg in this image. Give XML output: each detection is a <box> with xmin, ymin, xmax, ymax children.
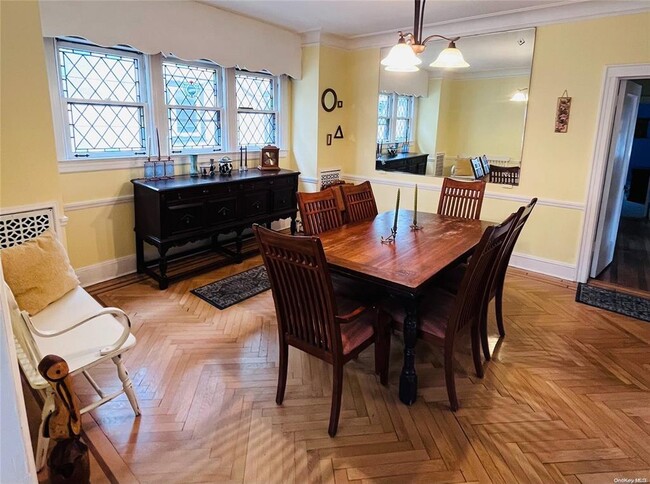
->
<box><xmin>399</xmin><ymin>298</ymin><xmax>419</xmax><ymax>405</ymax></box>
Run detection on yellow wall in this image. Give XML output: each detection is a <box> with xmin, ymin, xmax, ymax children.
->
<box><xmin>436</xmin><ymin>76</ymin><xmax>529</xmax><ymax>160</ymax></box>
<box><xmin>0</xmin><ymin>1</ymin><xmax>62</xmax><ymax>209</ymax></box>
<box><xmin>415</xmin><ymin>78</ymin><xmax>442</xmax><ymax>158</ymax></box>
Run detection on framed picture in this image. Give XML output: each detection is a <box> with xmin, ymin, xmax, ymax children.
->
<box><xmin>258</xmin><ymin>145</ymin><xmax>280</xmax><ymax>171</ymax></box>
<box><xmin>470</xmin><ymin>157</ymin><xmax>485</xmax><ymax>179</ymax></box>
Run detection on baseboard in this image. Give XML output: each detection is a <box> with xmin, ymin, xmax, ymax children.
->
<box><xmin>76</xmin><ymin>255</ymin><xmax>137</xmax><ymax>287</ymax></box>
<box><xmin>509</xmin><ymin>252</ymin><xmax>577</xmax><ymax>281</ymax></box>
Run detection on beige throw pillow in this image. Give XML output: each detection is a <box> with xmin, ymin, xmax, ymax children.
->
<box><xmin>1</xmin><ymin>230</ymin><xmax>79</xmax><ymax>315</ymax></box>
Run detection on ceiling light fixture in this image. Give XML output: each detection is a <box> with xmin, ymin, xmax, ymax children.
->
<box><xmin>510</xmin><ymin>88</ymin><xmax>529</xmax><ymax>102</ymax></box>
<box><xmin>381</xmin><ymin>0</ymin><xmax>469</xmax><ymax>72</ymax></box>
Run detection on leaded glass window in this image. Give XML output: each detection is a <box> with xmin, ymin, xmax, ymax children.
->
<box><xmin>57</xmin><ymin>41</ymin><xmax>147</xmax><ymax>158</ymax></box>
<box><xmin>164</xmin><ymin>61</ymin><xmax>222</xmax><ymax>153</ymax></box>
<box><xmin>377</xmin><ymin>92</ymin><xmax>415</xmax><ymax>144</ymax></box>
<box><xmin>236</xmin><ymin>72</ymin><xmax>277</xmax><ymax>148</ymax></box>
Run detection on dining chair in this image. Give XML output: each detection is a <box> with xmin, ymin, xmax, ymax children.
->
<box><xmin>489</xmin><ymin>165</ymin><xmax>521</xmax><ymax>185</ymax></box>
<box><xmin>253</xmin><ymin>224</ymin><xmax>391</xmax><ymax>437</ymax></box>
<box><xmin>437</xmin><ymin>177</ymin><xmax>486</xmax><ymax>220</ymax></box>
<box><xmin>438</xmin><ymin>198</ymin><xmax>537</xmax><ymax>360</ymax></box>
<box><xmin>297</xmin><ymin>189</ymin><xmax>343</xmax><ymax>236</ymax></box>
<box><xmin>341</xmin><ymin>181</ymin><xmax>379</xmax><ymax>223</ymax></box>
<box><xmin>382</xmin><ymin>213</ymin><xmax>517</xmax><ymax>410</ymax></box>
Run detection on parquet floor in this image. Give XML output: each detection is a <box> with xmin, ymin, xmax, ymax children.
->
<box><xmin>73</xmin><ymin>257</ymin><xmax>650</xmax><ymax>484</ymax></box>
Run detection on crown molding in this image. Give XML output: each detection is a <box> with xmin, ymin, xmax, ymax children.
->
<box><xmin>349</xmin><ymin>1</ymin><xmax>650</xmax><ymax>50</ymax></box>
<box><xmin>301</xmin><ymin>30</ymin><xmax>350</xmax><ymax>50</ymax></box>
<box><xmin>432</xmin><ymin>67</ymin><xmax>531</xmax><ymax>80</ymax></box>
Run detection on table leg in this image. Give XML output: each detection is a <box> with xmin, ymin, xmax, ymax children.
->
<box><xmin>235</xmin><ymin>228</ymin><xmax>244</xmax><ymax>263</ymax></box>
<box><xmin>399</xmin><ymin>298</ymin><xmax>419</xmax><ymax>405</ymax></box>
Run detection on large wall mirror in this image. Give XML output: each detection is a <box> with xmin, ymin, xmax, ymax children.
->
<box><xmin>376</xmin><ymin>28</ymin><xmax>535</xmax><ymax>185</ymax></box>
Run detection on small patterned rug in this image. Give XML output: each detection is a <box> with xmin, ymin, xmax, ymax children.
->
<box><xmin>191</xmin><ymin>265</ymin><xmax>270</xmax><ymax>310</ymax></box>
<box><xmin>576</xmin><ymin>283</ymin><xmax>650</xmax><ymax>322</ymax></box>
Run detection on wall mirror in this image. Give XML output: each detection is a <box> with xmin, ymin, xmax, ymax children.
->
<box><xmin>376</xmin><ymin>28</ymin><xmax>535</xmax><ymax>185</ymax></box>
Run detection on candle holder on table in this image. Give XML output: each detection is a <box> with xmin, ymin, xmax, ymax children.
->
<box><xmin>381</xmin><ymin>228</ymin><xmax>397</xmax><ymax>244</ymax></box>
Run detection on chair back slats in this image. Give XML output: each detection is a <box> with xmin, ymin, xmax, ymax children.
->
<box><xmin>437</xmin><ymin>178</ymin><xmax>486</xmax><ymax>220</ymax></box>
<box><xmin>489</xmin><ymin>165</ymin><xmax>521</xmax><ymax>185</ymax></box>
<box><xmin>297</xmin><ymin>190</ymin><xmax>343</xmax><ymax>236</ymax></box>
<box><xmin>254</xmin><ymin>225</ymin><xmax>341</xmax><ymax>357</ymax></box>
<box><xmin>492</xmin><ymin>198</ymin><xmax>538</xmax><ymax>292</ymax></box>
<box><xmin>447</xmin><ymin>212</ymin><xmax>519</xmax><ymax>337</ymax></box>
<box><xmin>341</xmin><ymin>181</ymin><xmax>378</xmax><ymax>223</ymax></box>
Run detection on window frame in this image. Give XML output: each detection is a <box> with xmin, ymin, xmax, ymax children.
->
<box><xmin>377</xmin><ymin>92</ymin><xmax>416</xmax><ymax>144</ymax></box>
<box><xmin>234</xmin><ymin>70</ymin><xmax>279</xmax><ymax>149</ymax></box>
<box><xmin>52</xmin><ymin>39</ymin><xmax>151</xmax><ymax>161</ymax></box>
<box><xmin>45</xmin><ymin>38</ymin><xmax>289</xmax><ymax>172</ymax></box>
<box><xmin>161</xmin><ymin>57</ymin><xmax>225</xmax><ymax>156</ymax></box>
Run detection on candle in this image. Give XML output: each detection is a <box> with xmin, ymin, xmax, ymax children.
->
<box><xmin>156</xmin><ymin>128</ymin><xmax>161</xmax><ymax>161</ymax></box>
<box><xmin>393</xmin><ymin>188</ymin><xmax>400</xmax><ymax>232</ymax></box>
<box><xmin>147</xmin><ymin>137</ymin><xmax>151</xmax><ymax>160</ymax></box>
<box><xmin>413</xmin><ymin>184</ymin><xmax>418</xmax><ymax>226</ymax></box>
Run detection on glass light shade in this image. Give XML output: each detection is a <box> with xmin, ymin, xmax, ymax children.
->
<box><xmin>381</xmin><ymin>42</ymin><xmax>422</xmax><ymax>72</ymax></box>
<box><xmin>510</xmin><ymin>90</ymin><xmax>528</xmax><ymax>102</ymax></box>
<box><xmin>430</xmin><ymin>46</ymin><xmax>469</xmax><ymax>68</ymax></box>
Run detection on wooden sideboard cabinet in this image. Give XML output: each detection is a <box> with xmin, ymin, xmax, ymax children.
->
<box><xmin>376</xmin><ymin>153</ymin><xmax>429</xmax><ymax>175</ymax></box>
<box><xmin>132</xmin><ymin>169</ymin><xmax>299</xmax><ymax>289</ymax></box>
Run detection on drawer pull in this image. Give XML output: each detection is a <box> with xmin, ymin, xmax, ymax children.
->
<box><xmin>202</xmin><ymin>189</ymin><xmax>209</xmax><ymax>194</ymax></box>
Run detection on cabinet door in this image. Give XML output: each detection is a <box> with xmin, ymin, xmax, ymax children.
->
<box><xmin>167</xmin><ymin>202</ymin><xmax>203</xmax><ymax>235</ymax></box>
<box><xmin>272</xmin><ymin>188</ymin><xmax>294</xmax><ymax>211</ymax></box>
<box><xmin>206</xmin><ymin>197</ymin><xmax>238</xmax><ymax>226</ymax></box>
<box><xmin>243</xmin><ymin>191</ymin><xmax>270</xmax><ymax>218</ymax></box>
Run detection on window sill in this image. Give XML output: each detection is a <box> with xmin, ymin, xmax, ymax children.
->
<box><xmin>58</xmin><ymin>150</ymin><xmax>289</xmax><ymax>174</ymax></box>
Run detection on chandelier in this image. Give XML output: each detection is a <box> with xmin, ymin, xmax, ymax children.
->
<box><xmin>381</xmin><ymin>0</ymin><xmax>469</xmax><ymax>72</ymax></box>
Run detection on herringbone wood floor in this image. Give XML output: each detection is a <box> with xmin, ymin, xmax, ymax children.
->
<box><xmin>76</xmin><ymin>257</ymin><xmax>650</xmax><ymax>484</ymax></box>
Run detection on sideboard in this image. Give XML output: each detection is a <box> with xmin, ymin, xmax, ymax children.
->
<box><xmin>132</xmin><ymin>169</ymin><xmax>299</xmax><ymax>289</ymax></box>
<box><xmin>376</xmin><ymin>153</ymin><xmax>429</xmax><ymax>175</ymax></box>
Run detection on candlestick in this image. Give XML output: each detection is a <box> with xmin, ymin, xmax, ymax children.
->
<box><xmin>393</xmin><ymin>188</ymin><xmax>400</xmax><ymax>233</ymax></box>
<box><xmin>413</xmin><ymin>184</ymin><xmax>418</xmax><ymax>225</ymax></box>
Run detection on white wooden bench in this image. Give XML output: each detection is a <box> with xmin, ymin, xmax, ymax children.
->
<box><xmin>0</xmin><ymin>205</ymin><xmax>140</xmax><ymax>471</ymax></box>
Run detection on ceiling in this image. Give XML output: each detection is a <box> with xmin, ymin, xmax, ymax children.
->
<box><xmin>201</xmin><ymin>0</ymin><xmax>576</xmax><ymax>37</ymax></box>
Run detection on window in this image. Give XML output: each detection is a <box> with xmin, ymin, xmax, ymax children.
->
<box><xmin>48</xmin><ymin>39</ymin><xmax>286</xmax><ymax>166</ymax></box>
<box><xmin>56</xmin><ymin>40</ymin><xmax>147</xmax><ymax>159</ymax></box>
<box><xmin>163</xmin><ymin>61</ymin><xmax>223</xmax><ymax>154</ymax></box>
<box><xmin>236</xmin><ymin>71</ymin><xmax>277</xmax><ymax>148</ymax></box>
<box><xmin>377</xmin><ymin>93</ymin><xmax>414</xmax><ymax>144</ymax></box>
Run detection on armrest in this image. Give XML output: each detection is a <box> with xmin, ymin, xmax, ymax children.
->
<box><xmin>20</xmin><ymin>307</ymin><xmax>132</xmax><ymax>356</ymax></box>
<box><xmin>335</xmin><ymin>305</ymin><xmax>371</xmax><ymax>325</ymax></box>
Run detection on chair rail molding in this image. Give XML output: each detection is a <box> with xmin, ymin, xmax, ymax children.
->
<box><xmin>576</xmin><ymin>63</ymin><xmax>650</xmax><ymax>284</ymax></box>
<box><xmin>63</xmin><ymin>195</ymin><xmax>134</xmax><ymax>212</ymax></box>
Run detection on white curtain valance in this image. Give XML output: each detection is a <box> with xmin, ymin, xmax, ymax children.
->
<box><xmin>378</xmin><ymin>48</ymin><xmax>428</xmax><ymax>97</ymax></box>
<box><xmin>39</xmin><ymin>0</ymin><xmax>302</xmax><ymax>79</ymax></box>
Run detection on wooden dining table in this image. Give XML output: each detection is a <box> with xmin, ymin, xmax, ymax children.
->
<box><xmin>318</xmin><ymin>209</ymin><xmax>492</xmax><ymax>405</ymax></box>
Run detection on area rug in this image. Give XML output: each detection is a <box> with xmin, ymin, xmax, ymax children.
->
<box><xmin>576</xmin><ymin>283</ymin><xmax>650</xmax><ymax>322</ymax></box>
<box><xmin>191</xmin><ymin>265</ymin><xmax>270</xmax><ymax>310</ymax></box>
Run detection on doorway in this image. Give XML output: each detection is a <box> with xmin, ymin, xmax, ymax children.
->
<box><xmin>577</xmin><ymin>65</ymin><xmax>650</xmax><ymax>295</ymax></box>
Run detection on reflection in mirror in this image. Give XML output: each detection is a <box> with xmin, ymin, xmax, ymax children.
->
<box><xmin>376</xmin><ymin>28</ymin><xmax>535</xmax><ymax>185</ymax></box>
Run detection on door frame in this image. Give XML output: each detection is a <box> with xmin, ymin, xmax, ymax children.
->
<box><xmin>576</xmin><ymin>63</ymin><xmax>650</xmax><ymax>283</ymax></box>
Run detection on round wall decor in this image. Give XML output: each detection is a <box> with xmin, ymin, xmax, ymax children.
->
<box><xmin>321</xmin><ymin>88</ymin><xmax>338</xmax><ymax>112</ymax></box>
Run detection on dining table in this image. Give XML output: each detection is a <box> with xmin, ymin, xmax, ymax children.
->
<box><xmin>317</xmin><ymin>209</ymin><xmax>492</xmax><ymax>405</ymax></box>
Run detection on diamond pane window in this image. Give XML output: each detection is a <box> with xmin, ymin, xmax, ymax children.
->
<box><xmin>236</xmin><ymin>71</ymin><xmax>277</xmax><ymax>147</ymax></box>
<box><xmin>56</xmin><ymin>41</ymin><xmax>147</xmax><ymax>158</ymax></box>
<box><xmin>169</xmin><ymin>109</ymin><xmax>221</xmax><ymax>150</ymax></box>
<box><xmin>164</xmin><ymin>60</ymin><xmax>222</xmax><ymax>152</ymax></box>
<box><xmin>163</xmin><ymin>63</ymin><xmax>217</xmax><ymax>108</ymax></box>
<box><xmin>377</xmin><ymin>92</ymin><xmax>415</xmax><ymax>144</ymax></box>
<box><xmin>68</xmin><ymin>104</ymin><xmax>145</xmax><ymax>153</ymax></box>
<box><xmin>59</xmin><ymin>47</ymin><xmax>140</xmax><ymax>103</ymax></box>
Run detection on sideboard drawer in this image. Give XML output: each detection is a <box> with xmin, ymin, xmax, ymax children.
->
<box><xmin>273</xmin><ymin>188</ymin><xmax>294</xmax><ymax>211</ymax></box>
<box><xmin>243</xmin><ymin>192</ymin><xmax>269</xmax><ymax>217</ymax></box>
<box><xmin>206</xmin><ymin>197</ymin><xmax>238</xmax><ymax>226</ymax></box>
<box><xmin>167</xmin><ymin>203</ymin><xmax>203</xmax><ymax>235</ymax></box>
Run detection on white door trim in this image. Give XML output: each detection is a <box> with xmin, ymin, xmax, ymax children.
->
<box><xmin>576</xmin><ymin>63</ymin><xmax>650</xmax><ymax>283</ymax></box>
